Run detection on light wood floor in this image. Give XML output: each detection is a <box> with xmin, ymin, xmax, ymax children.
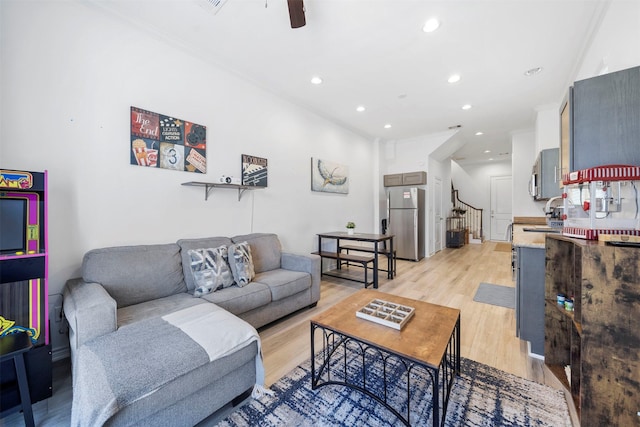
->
<box><xmin>257</xmin><ymin>241</ymin><xmax>578</xmax><ymax>426</ymax></box>
<box><xmin>261</xmin><ymin>241</ymin><xmax>545</xmax><ymax>385</ymax></box>
<box><xmin>3</xmin><ymin>241</ymin><xmax>578</xmax><ymax>426</ymax></box>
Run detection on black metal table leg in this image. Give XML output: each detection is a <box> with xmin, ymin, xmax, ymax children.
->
<box><xmin>0</xmin><ymin>332</ymin><xmax>35</xmax><ymax>427</ymax></box>
<box><xmin>310</xmin><ymin>321</ymin><xmax>459</xmax><ymax>427</ymax></box>
<box><xmin>373</xmin><ymin>245</ymin><xmax>379</xmax><ymax>288</ymax></box>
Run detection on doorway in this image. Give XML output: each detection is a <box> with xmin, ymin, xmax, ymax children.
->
<box><xmin>490</xmin><ymin>175</ymin><xmax>512</xmax><ymax>241</ymax></box>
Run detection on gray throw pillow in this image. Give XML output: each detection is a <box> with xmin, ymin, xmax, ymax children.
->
<box><xmin>188</xmin><ymin>246</ymin><xmax>235</xmax><ymax>297</ymax></box>
<box><xmin>228</xmin><ymin>241</ymin><xmax>255</xmax><ymax>287</ymax></box>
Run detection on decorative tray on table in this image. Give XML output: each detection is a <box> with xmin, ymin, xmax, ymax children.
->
<box><xmin>355</xmin><ymin>298</ymin><xmax>415</xmax><ymax>330</ymax></box>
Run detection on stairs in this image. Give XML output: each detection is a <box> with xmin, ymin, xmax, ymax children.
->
<box><xmin>451</xmin><ymin>186</ymin><xmax>483</xmax><ymax>243</ymax></box>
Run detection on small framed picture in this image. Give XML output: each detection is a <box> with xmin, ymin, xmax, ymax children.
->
<box><xmin>241</xmin><ymin>154</ymin><xmax>268</xmax><ymax>187</ymax></box>
<box><xmin>311</xmin><ymin>157</ymin><xmax>349</xmax><ymax>194</ymax></box>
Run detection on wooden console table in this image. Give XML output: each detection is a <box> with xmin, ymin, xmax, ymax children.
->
<box><xmin>545</xmin><ymin>234</ymin><xmax>639</xmax><ymax>425</ymax></box>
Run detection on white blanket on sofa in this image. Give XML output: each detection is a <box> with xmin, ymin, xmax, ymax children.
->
<box><xmin>72</xmin><ymin>303</ymin><xmax>262</xmax><ymax>427</ymax></box>
<box><xmin>162</xmin><ymin>304</ymin><xmax>264</xmax><ymax>384</ymax></box>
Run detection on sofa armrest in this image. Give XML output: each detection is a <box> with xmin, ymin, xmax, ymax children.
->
<box><xmin>281</xmin><ymin>252</ymin><xmax>321</xmax><ymax>303</ymax></box>
<box><xmin>63</xmin><ymin>278</ymin><xmax>117</xmax><ymax>352</ymax></box>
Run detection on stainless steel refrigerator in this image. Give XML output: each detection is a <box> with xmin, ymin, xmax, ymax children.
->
<box><xmin>387</xmin><ymin>187</ymin><xmax>425</xmax><ymax>261</ymax></box>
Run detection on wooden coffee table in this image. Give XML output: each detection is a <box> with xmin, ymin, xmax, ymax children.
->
<box><xmin>310</xmin><ymin>289</ymin><xmax>460</xmax><ymax>427</ymax></box>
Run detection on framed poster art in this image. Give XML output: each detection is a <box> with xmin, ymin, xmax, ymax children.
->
<box><xmin>241</xmin><ymin>154</ymin><xmax>268</xmax><ymax>187</ymax></box>
<box><xmin>311</xmin><ymin>157</ymin><xmax>349</xmax><ymax>194</ymax></box>
<box><xmin>130</xmin><ymin>106</ymin><xmax>206</xmax><ymax>173</ymax></box>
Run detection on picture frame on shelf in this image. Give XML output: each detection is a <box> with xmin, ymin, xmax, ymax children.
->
<box><xmin>241</xmin><ymin>154</ymin><xmax>268</xmax><ymax>187</ymax></box>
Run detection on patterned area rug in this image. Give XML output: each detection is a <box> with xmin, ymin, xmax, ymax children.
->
<box><xmin>217</xmin><ymin>346</ymin><xmax>570</xmax><ymax>426</ymax></box>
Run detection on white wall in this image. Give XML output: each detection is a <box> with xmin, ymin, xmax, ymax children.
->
<box><xmin>379</xmin><ymin>131</ymin><xmax>455</xmax><ymax>256</ymax></box>
<box><xmin>1</xmin><ymin>1</ymin><xmax>375</xmax><ymax>354</ymax></box>
<box><xmin>451</xmin><ymin>160</ymin><xmax>512</xmax><ymax>240</ymax></box>
<box><xmin>511</xmin><ymin>130</ymin><xmax>547</xmax><ymax>217</ymax></box>
<box><xmin>574</xmin><ymin>0</ymin><xmax>640</xmax><ymax>81</ymax></box>
<box><xmin>510</xmin><ymin>105</ymin><xmax>562</xmax><ymax>221</ymax></box>
<box><xmin>535</xmin><ymin>105</ymin><xmax>561</xmax><ymax>153</ymax></box>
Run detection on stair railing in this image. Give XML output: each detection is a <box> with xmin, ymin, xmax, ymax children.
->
<box><xmin>451</xmin><ymin>189</ymin><xmax>483</xmax><ymax>241</ymax></box>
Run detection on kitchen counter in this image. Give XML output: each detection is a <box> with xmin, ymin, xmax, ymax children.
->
<box><xmin>512</xmin><ymin>224</ymin><xmax>560</xmax><ymax>248</ymax></box>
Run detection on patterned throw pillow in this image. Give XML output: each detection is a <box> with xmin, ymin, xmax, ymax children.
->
<box><xmin>228</xmin><ymin>241</ymin><xmax>255</xmax><ymax>287</ymax></box>
<box><xmin>188</xmin><ymin>246</ymin><xmax>235</xmax><ymax>297</ymax></box>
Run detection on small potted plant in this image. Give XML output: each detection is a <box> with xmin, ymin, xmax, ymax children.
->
<box><xmin>346</xmin><ymin>222</ymin><xmax>356</xmax><ymax>235</ymax></box>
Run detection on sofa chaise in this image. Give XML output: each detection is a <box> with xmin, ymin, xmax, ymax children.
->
<box><xmin>63</xmin><ymin>233</ymin><xmax>320</xmax><ymax>426</ymax></box>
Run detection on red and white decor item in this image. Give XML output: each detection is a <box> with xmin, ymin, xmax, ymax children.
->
<box><xmin>562</xmin><ymin>165</ymin><xmax>640</xmax><ymax>240</ymax></box>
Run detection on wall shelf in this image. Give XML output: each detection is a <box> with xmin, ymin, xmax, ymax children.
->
<box><xmin>181</xmin><ymin>181</ymin><xmax>264</xmax><ymax>201</ymax></box>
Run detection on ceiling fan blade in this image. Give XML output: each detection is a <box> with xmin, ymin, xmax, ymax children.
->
<box><xmin>287</xmin><ymin>0</ymin><xmax>306</xmax><ymax>28</ymax></box>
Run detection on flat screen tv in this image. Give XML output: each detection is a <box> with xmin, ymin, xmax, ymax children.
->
<box><xmin>0</xmin><ymin>198</ymin><xmax>27</xmax><ymax>254</ymax></box>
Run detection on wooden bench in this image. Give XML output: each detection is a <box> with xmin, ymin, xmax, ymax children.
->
<box><xmin>312</xmin><ymin>251</ymin><xmax>375</xmax><ymax>287</ymax></box>
<box><xmin>339</xmin><ymin>244</ymin><xmax>396</xmax><ymax>278</ymax></box>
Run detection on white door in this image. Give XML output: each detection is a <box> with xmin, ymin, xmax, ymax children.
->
<box><xmin>434</xmin><ymin>177</ymin><xmax>442</xmax><ymax>253</ymax></box>
<box><xmin>490</xmin><ymin>175</ymin><xmax>512</xmax><ymax>241</ymax></box>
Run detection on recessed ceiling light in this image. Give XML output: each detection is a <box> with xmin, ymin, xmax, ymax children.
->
<box><xmin>356</xmin><ymin>105</ymin><xmax>366</xmax><ymax>112</ymax></box>
<box><xmin>524</xmin><ymin>67</ymin><xmax>543</xmax><ymax>76</ymax></box>
<box><xmin>475</xmin><ymin>131</ymin><xmax>483</xmax><ymax>136</ymax></box>
<box><xmin>488</xmin><ymin>158</ymin><xmax>494</xmax><ymax>161</ymax></box>
<box><xmin>484</xmin><ymin>150</ymin><xmax>491</xmax><ymax>153</ymax></box>
<box><xmin>384</xmin><ymin>124</ymin><xmax>392</xmax><ymax>129</ymax></box>
<box><xmin>422</xmin><ymin>18</ymin><xmax>440</xmax><ymax>33</ymax></box>
<box><xmin>448</xmin><ymin>74</ymin><xmax>461</xmax><ymax>84</ymax></box>
<box><xmin>462</xmin><ymin>104</ymin><xmax>472</xmax><ymax>110</ymax></box>
<box><xmin>310</xmin><ymin>76</ymin><xmax>323</xmax><ymax>85</ymax></box>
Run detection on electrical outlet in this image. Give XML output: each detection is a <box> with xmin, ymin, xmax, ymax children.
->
<box><xmin>54</xmin><ymin>306</ymin><xmax>63</xmax><ymax>323</ymax></box>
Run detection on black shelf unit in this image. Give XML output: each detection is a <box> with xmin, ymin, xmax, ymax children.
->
<box><xmin>0</xmin><ymin>170</ymin><xmax>52</xmax><ymax>418</ymax></box>
<box><xmin>446</xmin><ymin>216</ymin><xmax>465</xmax><ymax>248</ymax></box>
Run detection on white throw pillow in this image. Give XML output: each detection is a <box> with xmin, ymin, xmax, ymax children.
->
<box><xmin>228</xmin><ymin>241</ymin><xmax>255</xmax><ymax>287</ymax></box>
<box><xmin>188</xmin><ymin>246</ymin><xmax>235</xmax><ymax>297</ymax></box>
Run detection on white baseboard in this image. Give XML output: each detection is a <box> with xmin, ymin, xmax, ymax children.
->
<box><xmin>527</xmin><ymin>341</ymin><xmax>545</xmax><ymax>360</ymax></box>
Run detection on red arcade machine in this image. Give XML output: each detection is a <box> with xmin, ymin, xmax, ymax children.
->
<box><xmin>0</xmin><ymin>169</ymin><xmax>52</xmax><ymax>417</ymax></box>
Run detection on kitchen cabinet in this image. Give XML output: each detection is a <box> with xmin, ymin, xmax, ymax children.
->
<box><xmin>401</xmin><ymin>171</ymin><xmax>426</xmax><ymax>186</ymax></box>
<box><xmin>559</xmin><ymin>88</ymin><xmax>572</xmax><ymax>186</ymax></box>
<box><xmin>545</xmin><ymin>234</ymin><xmax>640</xmax><ymax>425</ymax></box>
<box><xmin>530</xmin><ymin>148</ymin><xmax>561</xmax><ymax>200</ymax></box>
<box><xmin>571</xmin><ymin>65</ymin><xmax>640</xmax><ymax>171</ymax></box>
<box><xmin>383</xmin><ymin>171</ymin><xmax>426</xmax><ymax>187</ymax></box>
<box><xmin>383</xmin><ymin>173</ymin><xmax>403</xmax><ymax>187</ymax></box>
<box><xmin>514</xmin><ymin>245</ymin><xmax>545</xmax><ymax>356</ymax></box>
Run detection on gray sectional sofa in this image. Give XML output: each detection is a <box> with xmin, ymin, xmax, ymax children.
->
<box><xmin>63</xmin><ymin>233</ymin><xmax>320</xmax><ymax>427</ymax></box>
